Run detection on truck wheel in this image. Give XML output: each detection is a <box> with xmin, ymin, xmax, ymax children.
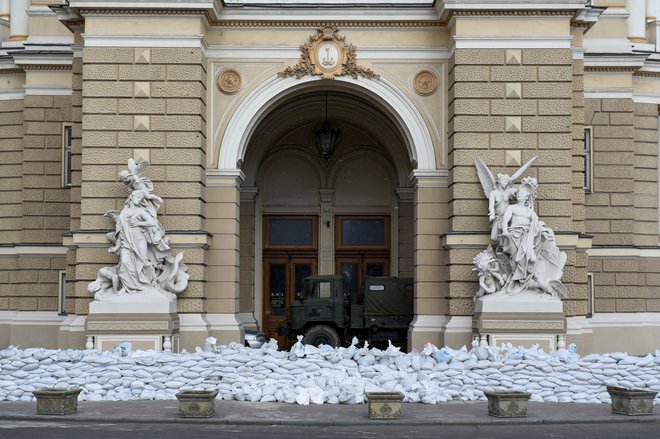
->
<box><xmin>303</xmin><ymin>325</ymin><xmax>340</xmax><ymax>348</ymax></box>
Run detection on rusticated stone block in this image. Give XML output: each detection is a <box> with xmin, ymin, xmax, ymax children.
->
<box><xmin>538</xmin><ymin>66</ymin><xmax>573</xmax><ymax>82</ymax></box>
<box><xmin>601</xmin><ymin>98</ymin><xmax>634</xmax><ymax>113</ymax></box>
<box><xmin>490</xmin><ymin>66</ymin><xmax>537</xmax><ymax>82</ymax></box>
<box><xmin>522</xmin><ymin>83</ymin><xmax>572</xmax><ymax>99</ymax></box>
<box><xmin>82</xmin><ymin>98</ymin><xmax>117</xmax><ymax>114</ymax></box>
<box><xmin>522</xmin><ymin>115</ymin><xmax>571</xmax><ymax>132</ymax></box>
<box><xmin>152</xmin><ymin>48</ymin><xmax>204</xmax><ymax>65</ymax></box>
<box><xmin>454</xmin><ymin>49</ymin><xmax>505</xmax><ymax>65</ymax></box>
<box><xmin>151</xmin><ymin>115</ymin><xmax>204</xmax><ymax>132</ymax></box>
<box><xmin>490</xmin><ymin>100</ymin><xmax>536</xmax><ymax>116</ymax></box>
<box><xmin>118</xmin><ymin>65</ymin><xmax>166</xmax><ymax>81</ymax></box>
<box><xmin>83</xmin><ymin>82</ymin><xmax>134</xmax><ymax>98</ymax></box>
<box><xmin>449</xmin><ymin>298</ymin><xmax>474</xmax><ymax>316</ymax></box>
<box><xmin>117</xmin><ymin>99</ymin><xmax>166</xmax><ymax>115</ymax></box>
<box><xmin>166</xmin><ymin>65</ymin><xmax>206</xmax><ymax>81</ymax></box>
<box><xmin>453</xmin><ymin>83</ymin><xmax>505</xmax><ymax>99</ymax></box>
<box><xmin>83</xmin><ymin>65</ymin><xmax>118</xmax><ymax>81</ymax></box>
<box><xmin>84</xmin><ymin>47</ymin><xmax>134</xmax><ymax>64</ymax></box>
<box><xmin>522</xmin><ymin>48</ymin><xmax>572</xmax><ymax>65</ymax></box>
<box><xmin>452</xmin><ymin>115</ymin><xmax>504</xmax><ymax>133</ymax></box>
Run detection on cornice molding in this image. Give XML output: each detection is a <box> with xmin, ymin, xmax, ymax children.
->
<box><xmin>22</xmin><ymin>65</ymin><xmax>73</xmax><ymax>71</ymax></box>
<box><xmin>584</xmin><ymin>66</ymin><xmax>639</xmax><ymax>73</ymax></box>
<box><xmin>448</xmin><ymin>9</ymin><xmax>574</xmax><ymax>17</ymax></box>
<box><xmin>212</xmin><ymin>19</ymin><xmax>444</xmax><ymax>28</ymax></box>
<box><xmin>0</xmin><ymin>68</ymin><xmax>24</xmax><ymax>75</ymax></box>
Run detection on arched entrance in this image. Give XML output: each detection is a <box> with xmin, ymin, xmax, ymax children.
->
<box><xmin>206</xmin><ymin>76</ymin><xmax>444</xmax><ymax>349</ymax></box>
<box><xmin>243</xmin><ymin>88</ymin><xmax>412</xmax><ymax>346</ymax></box>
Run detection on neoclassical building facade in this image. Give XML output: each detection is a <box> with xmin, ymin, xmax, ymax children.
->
<box><xmin>0</xmin><ymin>0</ymin><xmax>659</xmax><ymax>353</ymax></box>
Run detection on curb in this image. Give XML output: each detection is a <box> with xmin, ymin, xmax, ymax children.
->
<box><xmin>1</xmin><ymin>414</ymin><xmax>659</xmax><ymax>426</ymax></box>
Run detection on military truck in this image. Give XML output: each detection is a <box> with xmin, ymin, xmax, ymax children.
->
<box><xmin>287</xmin><ymin>275</ymin><xmax>413</xmax><ymax>348</ymax></box>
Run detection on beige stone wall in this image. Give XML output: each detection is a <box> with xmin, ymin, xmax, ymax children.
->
<box><xmin>584</xmin><ymin>98</ymin><xmax>635</xmax><ymax>246</ymax></box>
<box><xmin>633</xmin><ymin>103</ymin><xmax>659</xmax><ymax>247</ymax></box>
<box><xmin>448</xmin><ymin>47</ymin><xmax>584</xmax><ymax>316</ymax></box>
<box><xmin>0</xmin><ymin>255</ymin><xmax>65</xmax><ymax>312</ymax></box>
<box><xmin>0</xmin><ymin>99</ymin><xmax>24</xmax><ymax>244</ymax></box>
<box><xmin>571</xmin><ymin>59</ymin><xmax>586</xmax><ymax>234</ymax></box>
<box><xmin>589</xmin><ymin>257</ymin><xmax>660</xmax><ymax>313</ymax></box>
<box><xmin>22</xmin><ymin>95</ymin><xmax>72</xmax><ymax>244</ymax></box>
<box><xmin>64</xmin><ymin>52</ymin><xmax>84</xmax><ymax>318</ymax></box>
<box><xmin>583</xmin><ymin>99</ymin><xmax>659</xmax><ymax>315</ymax></box>
<box><xmin>76</xmin><ymin>46</ymin><xmax>208</xmax><ymax>315</ymax></box>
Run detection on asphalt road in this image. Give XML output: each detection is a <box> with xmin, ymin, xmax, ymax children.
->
<box><xmin>0</xmin><ymin>421</ymin><xmax>658</xmax><ymax>439</ymax></box>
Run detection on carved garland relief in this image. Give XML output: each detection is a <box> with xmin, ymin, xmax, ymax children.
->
<box><xmin>278</xmin><ymin>27</ymin><xmax>379</xmax><ymax>80</ymax></box>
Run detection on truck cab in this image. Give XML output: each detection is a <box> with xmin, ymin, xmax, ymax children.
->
<box><xmin>288</xmin><ymin>275</ymin><xmax>413</xmax><ymax>348</ymax></box>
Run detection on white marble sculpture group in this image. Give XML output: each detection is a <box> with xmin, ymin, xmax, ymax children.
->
<box><xmin>474</xmin><ymin>157</ymin><xmax>567</xmax><ymax>300</ymax></box>
<box><xmin>88</xmin><ymin>159</ymin><xmax>188</xmax><ymax>302</ymax></box>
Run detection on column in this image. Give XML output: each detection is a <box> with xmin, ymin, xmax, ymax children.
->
<box><xmin>9</xmin><ymin>0</ymin><xmax>27</xmax><ymax>41</ymax></box>
<box><xmin>626</xmin><ymin>0</ymin><xmax>646</xmax><ymax>43</ymax></box>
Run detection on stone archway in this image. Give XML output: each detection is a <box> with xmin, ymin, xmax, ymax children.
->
<box><xmin>206</xmin><ymin>76</ymin><xmax>446</xmax><ymax>350</ymax></box>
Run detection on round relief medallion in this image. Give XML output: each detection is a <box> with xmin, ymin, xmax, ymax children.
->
<box><xmin>218</xmin><ymin>68</ymin><xmax>242</xmax><ymax>94</ymax></box>
<box><xmin>413</xmin><ymin>69</ymin><xmax>438</xmax><ymax>95</ymax></box>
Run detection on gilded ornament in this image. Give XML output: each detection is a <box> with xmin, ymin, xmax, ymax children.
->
<box><xmin>413</xmin><ymin>69</ymin><xmax>438</xmax><ymax>95</ymax></box>
<box><xmin>218</xmin><ymin>68</ymin><xmax>243</xmax><ymax>94</ymax></box>
<box><xmin>278</xmin><ymin>27</ymin><xmax>378</xmax><ymax>80</ymax></box>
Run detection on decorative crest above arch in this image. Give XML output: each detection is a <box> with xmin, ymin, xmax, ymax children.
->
<box><xmin>278</xmin><ymin>27</ymin><xmax>379</xmax><ymax>80</ymax></box>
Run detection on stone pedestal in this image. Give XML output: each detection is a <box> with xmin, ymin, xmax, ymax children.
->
<box><xmin>473</xmin><ymin>291</ymin><xmax>566</xmax><ymax>351</ymax></box>
<box><xmin>85</xmin><ymin>300</ymin><xmax>179</xmax><ymax>352</ymax></box>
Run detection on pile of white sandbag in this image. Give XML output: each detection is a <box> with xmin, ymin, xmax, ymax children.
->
<box><xmin>1</xmin><ymin>336</ymin><xmax>659</xmax><ymax>405</ymax></box>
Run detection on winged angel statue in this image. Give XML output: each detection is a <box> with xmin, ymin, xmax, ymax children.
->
<box><xmin>88</xmin><ymin>159</ymin><xmax>189</xmax><ymax>302</ymax></box>
<box><xmin>473</xmin><ymin>157</ymin><xmax>567</xmax><ymax>299</ymax></box>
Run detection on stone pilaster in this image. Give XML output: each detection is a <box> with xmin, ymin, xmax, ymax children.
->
<box><xmin>408</xmin><ymin>172</ymin><xmax>449</xmax><ymax>349</ymax></box>
<box><xmin>397</xmin><ymin>188</ymin><xmax>414</xmax><ymax>278</ymax></box>
<box><xmin>206</xmin><ymin>171</ymin><xmax>244</xmax><ymax>343</ymax></box>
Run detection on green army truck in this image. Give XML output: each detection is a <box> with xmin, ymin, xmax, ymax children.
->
<box><xmin>288</xmin><ymin>275</ymin><xmax>414</xmax><ymax>348</ymax></box>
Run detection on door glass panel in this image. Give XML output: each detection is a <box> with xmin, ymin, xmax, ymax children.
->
<box><xmin>294</xmin><ymin>263</ymin><xmax>312</xmax><ymax>301</ymax></box>
<box><xmin>268</xmin><ymin>218</ymin><xmax>313</xmax><ymax>246</ymax></box>
<box><xmin>269</xmin><ymin>264</ymin><xmax>286</xmax><ymax>316</ymax></box>
<box><xmin>366</xmin><ymin>263</ymin><xmax>385</xmax><ymax>277</ymax></box>
<box><xmin>342</xmin><ymin>263</ymin><xmax>359</xmax><ymax>299</ymax></box>
<box><xmin>340</xmin><ymin>219</ymin><xmax>385</xmax><ymax>246</ymax></box>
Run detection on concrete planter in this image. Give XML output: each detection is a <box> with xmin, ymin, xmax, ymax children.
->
<box><xmin>366</xmin><ymin>392</ymin><xmax>404</xmax><ymax>420</ymax></box>
<box><xmin>32</xmin><ymin>388</ymin><xmax>82</xmax><ymax>415</ymax></box>
<box><xmin>484</xmin><ymin>391</ymin><xmax>531</xmax><ymax>418</ymax></box>
<box><xmin>175</xmin><ymin>390</ymin><xmax>219</xmax><ymax>418</ymax></box>
<box><xmin>606</xmin><ymin>386</ymin><xmax>657</xmax><ymax>416</ymax></box>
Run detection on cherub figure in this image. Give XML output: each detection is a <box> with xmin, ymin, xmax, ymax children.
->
<box><xmin>475</xmin><ymin>156</ymin><xmax>538</xmax><ymax>241</ymax></box>
<box><xmin>473</xmin><ymin>245</ymin><xmax>507</xmax><ymax>301</ymax></box>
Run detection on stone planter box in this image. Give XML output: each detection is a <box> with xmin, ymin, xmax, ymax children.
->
<box><xmin>484</xmin><ymin>391</ymin><xmax>531</xmax><ymax>418</ymax></box>
<box><xmin>366</xmin><ymin>392</ymin><xmax>404</xmax><ymax>420</ymax></box>
<box><xmin>175</xmin><ymin>390</ymin><xmax>219</xmax><ymax>418</ymax></box>
<box><xmin>606</xmin><ymin>386</ymin><xmax>657</xmax><ymax>416</ymax></box>
<box><xmin>32</xmin><ymin>388</ymin><xmax>82</xmax><ymax>415</ymax></box>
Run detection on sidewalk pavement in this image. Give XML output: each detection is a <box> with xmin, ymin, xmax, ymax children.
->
<box><xmin>1</xmin><ymin>400</ymin><xmax>659</xmax><ymax>426</ymax></box>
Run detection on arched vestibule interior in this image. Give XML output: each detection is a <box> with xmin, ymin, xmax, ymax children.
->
<box><xmin>240</xmin><ymin>86</ymin><xmax>416</xmax><ymax>343</ymax></box>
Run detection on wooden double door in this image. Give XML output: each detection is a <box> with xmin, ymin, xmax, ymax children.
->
<box><xmin>262</xmin><ymin>215</ymin><xmax>390</xmax><ymax>347</ymax></box>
